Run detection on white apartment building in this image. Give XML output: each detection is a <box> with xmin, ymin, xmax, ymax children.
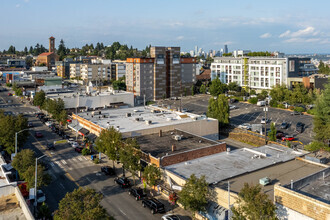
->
<box><xmin>211</xmin><ymin>57</ymin><xmax>288</xmax><ymax>90</ymax></box>
<box><xmin>70</xmin><ymin>63</ymin><xmax>81</xmax><ymax>79</ymax></box>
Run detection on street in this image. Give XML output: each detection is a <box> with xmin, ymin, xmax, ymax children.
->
<box><xmin>1</xmin><ymin>86</ymin><xmax>191</xmax><ymax>220</ymax></box>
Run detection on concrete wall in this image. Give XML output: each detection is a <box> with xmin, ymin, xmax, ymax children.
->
<box><xmin>213</xmin><ymin>187</ymin><xmax>238</xmax><ymax>210</ymax></box>
<box><xmin>62</xmin><ymin>92</ymin><xmax>134</xmax><ymax>109</ymax></box>
<box><xmin>124</xmin><ymin>118</ymin><xmax>219</xmax><ymax>141</ymax></box>
<box><xmin>274</xmin><ymin>184</ymin><xmax>330</xmax><ymax>220</ymax></box>
<box><xmin>160</xmin><ymin>142</ymin><xmax>226</xmax><ymax>167</ymax></box>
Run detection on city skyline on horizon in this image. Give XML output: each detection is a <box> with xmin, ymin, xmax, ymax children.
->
<box><xmin>1</xmin><ymin>0</ymin><xmax>330</xmax><ymax>54</ymax></box>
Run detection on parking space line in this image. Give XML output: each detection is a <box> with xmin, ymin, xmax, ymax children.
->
<box><xmin>78</xmin><ymin>157</ymin><xmax>83</xmax><ymax>161</ymax></box>
<box><xmin>55</xmin><ymin>161</ymin><xmax>64</xmax><ymax>169</ymax></box>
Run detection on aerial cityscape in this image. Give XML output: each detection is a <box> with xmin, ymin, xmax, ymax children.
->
<box><xmin>0</xmin><ymin>0</ymin><xmax>329</xmax><ymax>220</ymax></box>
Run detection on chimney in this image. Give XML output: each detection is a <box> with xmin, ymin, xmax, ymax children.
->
<box><xmin>172</xmin><ymin>144</ymin><xmax>176</xmax><ymax>152</ymax></box>
<box><xmin>159</xmin><ymin>129</ymin><xmax>162</xmax><ymax>137</ymax></box>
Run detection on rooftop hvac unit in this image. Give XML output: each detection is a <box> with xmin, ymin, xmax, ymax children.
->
<box><xmin>166</xmin><ymin>117</ymin><xmax>172</xmax><ymax>121</ymax></box>
<box><xmin>145</xmin><ymin>120</ymin><xmax>152</xmax><ymax>125</ymax></box>
<box><xmin>135</xmin><ymin>117</ymin><xmax>143</xmax><ymax>121</ymax></box>
<box><xmin>173</xmin><ymin>135</ymin><xmax>182</xmax><ymax>141</ymax></box>
<box><xmin>126</xmin><ymin>113</ymin><xmax>131</xmax><ymax>117</ymax></box>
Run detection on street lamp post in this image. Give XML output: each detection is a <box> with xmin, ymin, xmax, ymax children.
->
<box><xmin>15</xmin><ymin>128</ymin><xmax>30</xmax><ymax>156</ymax></box>
<box><xmin>34</xmin><ymin>155</ymin><xmax>46</xmax><ymax>209</ymax></box>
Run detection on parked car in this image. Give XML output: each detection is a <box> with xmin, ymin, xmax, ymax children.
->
<box><xmin>46</xmin><ymin>143</ymin><xmax>55</xmax><ymax>150</ymax></box>
<box><xmin>260</xmin><ymin>117</ymin><xmax>270</xmax><ymax>124</ymax></box>
<box><xmin>45</xmin><ymin>121</ymin><xmax>53</xmax><ymax>127</ymax></box>
<box><xmin>114</xmin><ymin>177</ymin><xmax>131</xmax><ymax>188</ymax></box>
<box><xmin>238</xmin><ymin>123</ymin><xmax>251</xmax><ymax>130</ymax></box>
<box><xmin>101</xmin><ymin>166</ymin><xmax>116</xmax><ymax>176</ymax></box>
<box><xmin>280</xmin><ymin>122</ymin><xmax>288</xmax><ymax>129</ymax></box>
<box><xmin>8</xmin><ymin>93</ymin><xmax>12</xmax><ymax>96</ymax></box>
<box><xmin>282</xmin><ymin>135</ymin><xmax>294</xmax><ymax>141</ymax></box>
<box><xmin>27</xmin><ymin>122</ymin><xmax>33</xmax><ymax>128</ymax></box>
<box><xmin>257</xmin><ymin>101</ymin><xmax>266</xmax><ymax>106</ymax></box>
<box><xmin>7</xmin><ymin>100</ymin><xmax>12</xmax><ymax>103</ymax></box>
<box><xmin>128</xmin><ymin>187</ymin><xmax>147</xmax><ymax>201</ymax></box>
<box><xmin>74</xmin><ymin>146</ymin><xmax>83</xmax><ymax>153</ymax></box>
<box><xmin>35</xmin><ymin>131</ymin><xmax>43</xmax><ymax>138</ymax></box>
<box><xmin>291</xmin><ymin>111</ymin><xmax>303</xmax><ymax>115</ymax></box>
<box><xmin>229</xmin><ymin>105</ymin><xmax>236</xmax><ymax>110</ymax></box>
<box><xmin>142</xmin><ymin>198</ymin><xmax>166</xmax><ymax>214</ymax></box>
<box><xmin>295</xmin><ymin>122</ymin><xmax>305</xmax><ymax>133</ymax></box>
<box><xmin>162</xmin><ymin>214</ymin><xmax>181</xmax><ymax>220</ymax></box>
<box><xmin>71</xmin><ymin>142</ymin><xmax>79</xmax><ymax>148</ymax></box>
<box><xmin>276</xmin><ymin>131</ymin><xmax>285</xmax><ymax>139</ymax></box>
<box><xmin>29</xmin><ymin>189</ymin><xmax>46</xmax><ymax>203</ymax></box>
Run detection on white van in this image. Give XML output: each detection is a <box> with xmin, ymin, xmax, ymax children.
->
<box><xmin>257</xmin><ymin>101</ymin><xmax>266</xmax><ymax>106</ymax></box>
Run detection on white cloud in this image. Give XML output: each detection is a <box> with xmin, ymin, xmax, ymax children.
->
<box><xmin>279</xmin><ymin>27</ymin><xmax>318</xmax><ymax>38</ymax></box>
<box><xmin>176</xmin><ymin>36</ymin><xmax>184</xmax><ymax>40</ymax></box>
<box><xmin>279</xmin><ymin>30</ymin><xmax>291</xmax><ymax>38</ymax></box>
<box><xmin>260</xmin><ymin>33</ymin><xmax>272</xmax><ymax>39</ymax></box>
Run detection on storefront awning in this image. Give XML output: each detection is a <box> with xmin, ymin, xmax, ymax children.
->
<box><xmin>68</xmin><ymin>120</ymin><xmax>83</xmax><ymax>132</ymax></box>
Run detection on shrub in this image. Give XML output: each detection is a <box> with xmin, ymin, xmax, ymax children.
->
<box><xmin>269</xmin><ymin>100</ymin><xmax>278</xmax><ymax>108</ymax></box>
<box><xmin>294</xmin><ymin>107</ymin><xmax>305</xmax><ymax>113</ymax></box>
<box><xmin>248</xmin><ymin>97</ymin><xmax>258</xmax><ymax>104</ymax></box>
<box><xmin>82</xmin><ymin>148</ymin><xmax>91</xmax><ymax>156</ymax></box>
<box><xmin>307</xmin><ymin>109</ymin><xmax>315</xmax><ymax>115</ymax></box>
<box><xmin>6</xmin><ymin>83</ymin><xmax>12</xmax><ymax>87</ymax></box>
<box><xmin>305</xmin><ymin>141</ymin><xmax>325</xmax><ymax>152</ymax></box>
<box><xmin>94</xmin><ymin>158</ymin><xmax>100</xmax><ymax>164</ymax></box>
<box><xmin>288</xmin><ymin>106</ymin><xmax>294</xmax><ymax>110</ymax></box>
<box><xmin>277</xmin><ymin>104</ymin><xmax>285</xmax><ymax>109</ymax></box>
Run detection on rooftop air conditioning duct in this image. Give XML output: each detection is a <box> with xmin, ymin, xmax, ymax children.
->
<box><xmin>173</xmin><ymin>135</ymin><xmax>182</xmax><ymax>141</ymax></box>
<box><xmin>126</xmin><ymin>113</ymin><xmax>131</xmax><ymax>117</ymax></box>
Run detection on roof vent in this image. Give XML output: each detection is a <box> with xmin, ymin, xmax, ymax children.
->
<box><xmin>126</xmin><ymin>113</ymin><xmax>131</xmax><ymax>117</ymax></box>
<box><xmin>145</xmin><ymin>120</ymin><xmax>152</xmax><ymax>125</ymax></box>
<box><xmin>173</xmin><ymin>135</ymin><xmax>182</xmax><ymax>141</ymax></box>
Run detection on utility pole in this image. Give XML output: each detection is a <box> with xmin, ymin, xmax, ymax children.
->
<box><xmin>144</xmin><ymin>94</ymin><xmax>146</xmax><ymax>108</ymax></box>
<box><xmin>263</xmin><ymin>106</ymin><xmax>268</xmax><ymax>144</ymax></box>
<box><xmin>34</xmin><ymin>155</ymin><xmax>46</xmax><ymax>213</ymax></box>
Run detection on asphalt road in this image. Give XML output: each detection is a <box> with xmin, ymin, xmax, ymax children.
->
<box><xmin>158</xmin><ymin>95</ymin><xmax>314</xmax><ymax>145</ymax></box>
<box><xmin>1</xmin><ymin>86</ymin><xmax>190</xmax><ymax>219</ymax></box>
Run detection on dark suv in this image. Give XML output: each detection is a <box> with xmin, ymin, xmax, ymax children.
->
<box><xmin>295</xmin><ymin>122</ymin><xmax>305</xmax><ymax>133</ymax></box>
<box><xmin>101</xmin><ymin>166</ymin><xmax>115</xmax><ymax>176</ymax></box>
<box><xmin>142</xmin><ymin>198</ymin><xmax>165</xmax><ymax>214</ymax></box>
<box><xmin>128</xmin><ymin>187</ymin><xmax>147</xmax><ymax>201</ymax></box>
<box><xmin>114</xmin><ymin>177</ymin><xmax>131</xmax><ymax>188</ymax></box>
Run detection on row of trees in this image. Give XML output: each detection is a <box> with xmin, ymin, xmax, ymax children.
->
<box><xmin>0</xmin><ymin>110</ymin><xmax>28</xmax><ymax>154</ymax></box>
<box><xmin>318</xmin><ymin>61</ymin><xmax>330</xmax><ymax>75</ymax></box>
<box><xmin>33</xmin><ymin>91</ymin><xmax>68</xmax><ymax>126</ymax></box>
<box><xmin>2</xmin><ymin>44</ymin><xmax>48</xmax><ymax>56</ymax></box>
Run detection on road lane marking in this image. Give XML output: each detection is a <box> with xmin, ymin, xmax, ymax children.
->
<box><xmin>78</xmin><ymin>157</ymin><xmax>83</xmax><ymax>161</ymax></box>
<box><xmin>65</xmin><ymin>172</ymin><xmax>80</xmax><ymax>187</ymax></box>
<box><xmin>86</xmin><ymin>177</ymin><xmax>92</xmax><ymax>182</ymax></box>
<box><xmin>72</xmin><ymin>158</ymin><xmax>77</xmax><ymax>162</ymax></box>
<box><xmin>59</xmin><ymin>183</ymin><xmax>65</xmax><ymax>189</ymax></box>
<box><xmin>61</xmin><ymin>159</ymin><xmax>67</xmax><ymax>165</ymax></box>
<box><xmin>118</xmin><ymin>208</ymin><xmax>127</xmax><ymax>216</ymax></box>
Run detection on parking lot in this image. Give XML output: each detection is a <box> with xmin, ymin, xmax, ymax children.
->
<box><xmin>157</xmin><ymin>95</ymin><xmax>314</xmax><ymax>145</ymax></box>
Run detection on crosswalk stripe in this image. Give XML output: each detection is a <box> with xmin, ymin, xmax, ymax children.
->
<box><xmin>72</xmin><ymin>158</ymin><xmax>77</xmax><ymax>162</ymax></box>
<box><xmin>61</xmin><ymin>159</ymin><xmax>67</xmax><ymax>165</ymax></box>
<box><xmin>77</xmin><ymin>157</ymin><xmax>83</xmax><ymax>161</ymax></box>
<box><xmin>54</xmin><ymin>161</ymin><xmax>63</xmax><ymax>168</ymax></box>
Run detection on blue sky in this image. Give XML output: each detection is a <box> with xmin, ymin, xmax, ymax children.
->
<box><xmin>1</xmin><ymin>0</ymin><xmax>330</xmax><ymax>53</ymax></box>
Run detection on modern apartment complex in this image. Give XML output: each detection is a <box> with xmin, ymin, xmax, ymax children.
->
<box><xmin>69</xmin><ymin>63</ymin><xmax>119</xmax><ymax>82</ymax></box>
<box><xmin>126</xmin><ymin>46</ymin><xmax>196</xmax><ymax>102</ymax></box>
<box><xmin>211</xmin><ymin>57</ymin><xmax>317</xmax><ymax>90</ymax></box>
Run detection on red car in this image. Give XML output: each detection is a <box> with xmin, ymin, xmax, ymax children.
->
<box><xmin>67</xmin><ymin>119</ymin><xmax>72</xmax><ymax>123</ymax></box>
<box><xmin>35</xmin><ymin>131</ymin><xmax>43</xmax><ymax>138</ymax></box>
<box><xmin>282</xmin><ymin>135</ymin><xmax>294</xmax><ymax>141</ymax></box>
<box><xmin>74</xmin><ymin>146</ymin><xmax>83</xmax><ymax>153</ymax></box>
<box><xmin>8</xmin><ymin>93</ymin><xmax>12</xmax><ymax>96</ymax></box>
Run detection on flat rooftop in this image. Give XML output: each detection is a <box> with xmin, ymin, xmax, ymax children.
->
<box><xmin>288</xmin><ymin>167</ymin><xmax>330</xmax><ymax>204</ymax></box>
<box><xmin>165</xmin><ymin>144</ymin><xmax>307</xmax><ymax>184</ymax></box>
<box><xmin>218</xmin><ymin>159</ymin><xmax>325</xmax><ymax>201</ymax></box>
<box><xmin>136</xmin><ymin>130</ymin><xmax>219</xmax><ymax>158</ymax></box>
<box><xmin>76</xmin><ymin>105</ymin><xmax>209</xmax><ymax>134</ymax></box>
<box><xmin>0</xmin><ymin>194</ymin><xmax>26</xmax><ymax>220</ymax></box>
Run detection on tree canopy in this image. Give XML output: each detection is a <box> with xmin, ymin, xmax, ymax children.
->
<box><xmin>119</xmin><ymin>138</ymin><xmax>141</xmax><ymax>183</ymax></box>
<box><xmin>231</xmin><ymin>183</ymin><xmax>277</xmax><ymax>220</ymax></box>
<box><xmin>178</xmin><ymin>174</ymin><xmax>209</xmax><ymax>214</ymax></box>
<box><xmin>318</xmin><ymin>61</ymin><xmax>330</xmax><ymax>75</ymax></box>
<box><xmin>0</xmin><ymin>111</ymin><xmax>28</xmax><ymax>154</ymax></box>
<box><xmin>33</xmin><ymin>90</ymin><xmax>46</xmax><ymax>107</ymax></box>
<box><xmin>142</xmin><ymin>164</ymin><xmax>161</xmax><ymax>187</ymax></box>
<box><xmin>209</xmin><ymin>77</ymin><xmax>228</xmax><ymax>96</ymax></box>
<box><xmin>54</xmin><ymin>187</ymin><xmax>110</xmax><ymax>220</ymax></box>
<box><xmin>207</xmin><ymin>94</ymin><xmax>230</xmax><ymax>127</ymax></box>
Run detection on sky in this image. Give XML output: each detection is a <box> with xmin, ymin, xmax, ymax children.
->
<box><xmin>1</xmin><ymin>0</ymin><xmax>330</xmax><ymax>54</ymax></box>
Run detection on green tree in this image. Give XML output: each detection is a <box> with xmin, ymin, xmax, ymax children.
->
<box><xmin>12</xmin><ymin>149</ymin><xmax>35</xmax><ymax>175</ymax></box>
<box><xmin>191</xmin><ymin>85</ymin><xmax>195</xmax><ymax>96</ymax></box>
<box><xmin>142</xmin><ymin>164</ymin><xmax>161</xmax><ymax>188</ymax></box>
<box><xmin>178</xmin><ymin>174</ymin><xmax>209</xmax><ymax>214</ymax></box>
<box><xmin>318</xmin><ymin>61</ymin><xmax>330</xmax><ymax>75</ymax></box>
<box><xmin>305</xmin><ymin>141</ymin><xmax>329</xmax><ymax>152</ymax></box>
<box><xmin>33</xmin><ymin>90</ymin><xmax>46</xmax><ymax>107</ymax></box>
<box><xmin>207</xmin><ymin>94</ymin><xmax>230</xmax><ymax>127</ymax></box>
<box><xmin>54</xmin><ymin>187</ymin><xmax>109</xmax><ymax>220</ymax></box>
<box><xmin>228</xmin><ymin>82</ymin><xmax>240</xmax><ymax>92</ymax></box>
<box><xmin>268</xmin><ymin>123</ymin><xmax>277</xmax><ymax>141</ymax></box>
<box><xmin>58</xmin><ymin>39</ymin><xmax>68</xmax><ymax>61</ymax></box>
<box><xmin>200</xmin><ymin>84</ymin><xmax>206</xmax><ymax>94</ymax></box>
<box><xmin>290</xmin><ymin>84</ymin><xmax>310</xmax><ymax>104</ymax></box>
<box><xmin>269</xmin><ymin>85</ymin><xmax>290</xmax><ymax>102</ymax></box>
<box><xmin>119</xmin><ymin>138</ymin><xmax>141</xmax><ymax>184</ymax></box>
<box><xmin>95</xmin><ymin>127</ymin><xmax>122</xmax><ymax>168</ymax></box>
<box><xmin>22</xmin><ymin>165</ymin><xmax>51</xmax><ymax>189</ymax></box>
<box><xmin>231</xmin><ymin>183</ymin><xmax>277</xmax><ymax>220</ymax></box>
<box><xmin>313</xmin><ymin>80</ymin><xmax>330</xmax><ymax>145</ymax></box>
<box><xmin>209</xmin><ymin>77</ymin><xmax>228</xmax><ymax>96</ymax></box>
<box><xmin>38</xmin><ymin>202</ymin><xmax>52</xmax><ymax>220</ymax></box>
<box><xmin>257</xmin><ymin>89</ymin><xmax>268</xmax><ymax>100</ymax></box>
<box><xmin>0</xmin><ymin>112</ymin><xmax>28</xmax><ymax>154</ymax></box>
